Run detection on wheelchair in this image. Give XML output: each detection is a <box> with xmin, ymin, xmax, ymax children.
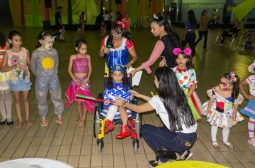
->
<box><xmin>215</xmin><ymin>29</ymin><xmax>243</xmax><ymax>47</ymax></box>
<box><xmin>93</xmin><ymin>64</ymin><xmax>142</xmax><ymax>152</ymax></box>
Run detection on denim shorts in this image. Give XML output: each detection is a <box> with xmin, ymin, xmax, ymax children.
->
<box><xmin>9</xmin><ymin>79</ymin><xmax>32</xmax><ymax>92</ymax></box>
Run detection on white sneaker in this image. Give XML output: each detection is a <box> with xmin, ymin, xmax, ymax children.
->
<box><xmin>180</xmin><ymin>150</ymin><xmax>193</xmax><ymax>160</ymax></box>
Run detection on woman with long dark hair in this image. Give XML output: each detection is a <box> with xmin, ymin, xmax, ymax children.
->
<box><xmin>114</xmin><ymin>67</ymin><xmax>197</xmax><ymax>167</ymax></box>
<box><xmin>130</xmin><ymin>13</ymin><xmax>180</xmax><ymax>76</ymax></box>
<box><xmin>182</xmin><ymin>10</ymin><xmax>197</xmax><ymax>56</ymax></box>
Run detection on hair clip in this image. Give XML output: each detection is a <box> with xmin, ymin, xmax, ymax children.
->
<box><xmin>173</xmin><ymin>48</ymin><xmax>192</xmax><ymax>56</ymax></box>
<box><xmin>117</xmin><ymin>21</ymin><xmax>126</xmax><ymax>29</ymax></box>
<box><xmin>229</xmin><ymin>72</ymin><xmax>237</xmax><ymax>82</ymax></box>
<box><xmin>153</xmin><ymin>14</ymin><xmax>159</xmax><ymax>20</ymax></box>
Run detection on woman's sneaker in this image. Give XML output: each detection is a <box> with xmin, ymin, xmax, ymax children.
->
<box><xmin>180</xmin><ymin>150</ymin><xmax>193</xmax><ymax>160</ymax></box>
<box><xmin>149</xmin><ymin>160</ymin><xmax>158</xmax><ymax>168</ymax></box>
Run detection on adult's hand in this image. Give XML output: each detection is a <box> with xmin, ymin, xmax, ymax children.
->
<box><xmin>159</xmin><ymin>57</ymin><xmax>167</xmax><ymax>67</ymax></box>
<box><xmin>102</xmin><ymin>47</ymin><xmax>110</xmax><ymax>54</ymax></box>
<box><xmin>129</xmin><ymin>69</ymin><xmax>136</xmax><ymax>77</ymax></box>
<box><xmin>113</xmin><ymin>98</ymin><xmax>126</xmax><ymax>106</ymax></box>
<box><xmin>129</xmin><ymin>90</ymin><xmax>140</xmax><ymax>98</ymax></box>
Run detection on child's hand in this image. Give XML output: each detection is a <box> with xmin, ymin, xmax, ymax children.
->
<box><xmin>74</xmin><ymin>79</ymin><xmax>80</xmax><ymax>85</ymax></box>
<box><xmin>232</xmin><ymin>113</ymin><xmax>236</xmax><ymax>121</ymax></box>
<box><xmin>20</xmin><ymin>65</ymin><xmax>29</xmax><ymax>72</ymax></box>
<box><xmin>129</xmin><ymin>90</ymin><xmax>139</xmax><ymax>98</ymax></box>
<box><xmin>81</xmin><ymin>78</ymin><xmax>89</xmax><ymax>86</ymax></box>
<box><xmin>186</xmin><ymin>95</ymin><xmax>190</xmax><ymax>100</ymax></box>
<box><xmin>207</xmin><ymin>109</ymin><xmax>212</xmax><ymax>114</ymax></box>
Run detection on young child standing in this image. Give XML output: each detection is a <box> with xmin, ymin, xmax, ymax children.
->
<box><xmin>31</xmin><ymin>32</ymin><xmax>64</xmax><ymax>127</ymax></box>
<box><xmin>102</xmin><ymin>65</ymin><xmax>131</xmax><ymax>139</ymax></box>
<box><xmin>0</xmin><ymin>31</ymin><xmax>13</xmax><ymax>125</ymax></box>
<box><xmin>172</xmin><ymin>48</ymin><xmax>203</xmax><ymax>121</ymax></box>
<box><xmin>204</xmin><ymin>72</ymin><xmax>243</xmax><ymax>150</ymax></box>
<box><xmin>2</xmin><ymin>31</ymin><xmax>32</xmax><ymax>128</ymax></box>
<box><xmin>240</xmin><ymin>61</ymin><xmax>255</xmax><ymax>146</ymax></box>
<box><xmin>65</xmin><ymin>39</ymin><xmax>95</xmax><ymax>127</ymax></box>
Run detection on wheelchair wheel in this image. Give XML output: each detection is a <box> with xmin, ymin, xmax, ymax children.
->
<box><xmin>93</xmin><ymin>106</ymin><xmax>100</xmax><ymax>138</ymax></box>
<box><xmin>135</xmin><ymin>114</ymin><xmax>142</xmax><ymax>138</ymax></box>
<box><xmin>132</xmin><ymin>139</ymin><xmax>139</xmax><ymax>153</ymax></box>
<box><xmin>93</xmin><ymin>93</ymin><xmax>104</xmax><ymax>138</ymax></box>
<box><xmin>97</xmin><ymin>139</ymin><xmax>104</xmax><ymax>152</ymax></box>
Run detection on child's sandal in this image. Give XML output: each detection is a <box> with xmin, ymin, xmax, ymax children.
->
<box><xmin>224</xmin><ymin>142</ymin><xmax>234</xmax><ymax>149</ymax></box>
<box><xmin>56</xmin><ymin>119</ymin><xmax>63</xmax><ymax>125</ymax></box>
<box><xmin>40</xmin><ymin>122</ymin><xmax>48</xmax><ymax>127</ymax></box>
<box><xmin>212</xmin><ymin>142</ymin><xmax>220</xmax><ymax>150</ymax></box>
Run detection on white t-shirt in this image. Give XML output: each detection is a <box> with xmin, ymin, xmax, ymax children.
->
<box><xmin>149</xmin><ymin>96</ymin><xmax>197</xmax><ymax>134</ymax></box>
<box><xmin>247</xmin><ymin>75</ymin><xmax>255</xmax><ymax>96</ymax></box>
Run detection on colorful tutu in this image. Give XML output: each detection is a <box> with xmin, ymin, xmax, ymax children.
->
<box><xmin>240</xmin><ymin>100</ymin><xmax>255</xmax><ymax>119</ymax></box>
<box><xmin>203</xmin><ymin>89</ymin><xmax>244</xmax><ymax>128</ymax></box>
<box><xmin>65</xmin><ymin>81</ymin><xmax>96</xmax><ymax>113</ymax></box>
<box><xmin>203</xmin><ymin>101</ymin><xmax>244</xmax><ymax>128</ymax></box>
<box><xmin>184</xmin><ymin>89</ymin><xmax>203</xmax><ymax>121</ymax></box>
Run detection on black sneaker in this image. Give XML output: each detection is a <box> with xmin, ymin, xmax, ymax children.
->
<box><xmin>180</xmin><ymin>150</ymin><xmax>193</xmax><ymax>160</ymax></box>
<box><xmin>149</xmin><ymin>160</ymin><xmax>158</xmax><ymax>168</ymax></box>
<box><xmin>7</xmin><ymin>120</ymin><xmax>14</xmax><ymax>125</ymax></box>
<box><xmin>0</xmin><ymin>119</ymin><xmax>6</xmax><ymax>125</ymax></box>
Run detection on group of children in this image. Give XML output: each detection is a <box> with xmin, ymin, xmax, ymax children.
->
<box><xmin>0</xmin><ymin>29</ymin><xmax>255</xmax><ymax>150</ymax></box>
<box><xmin>0</xmin><ymin>30</ymin><xmax>97</xmax><ymax>128</ymax></box>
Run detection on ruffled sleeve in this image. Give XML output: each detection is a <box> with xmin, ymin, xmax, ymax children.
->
<box><xmin>126</xmin><ymin>39</ymin><xmax>134</xmax><ymax>49</ymax></box>
<box><xmin>207</xmin><ymin>89</ymin><xmax>215</xmax><ymax>99</ymax></box>
<box><xmin>234</xmin><ymin>94</ymin><xmax>244</xmax><ymax>105</ymax></box>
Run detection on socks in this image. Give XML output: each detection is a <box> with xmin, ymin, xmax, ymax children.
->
<box><xmin>248</xmin><ymin>118</ymin><xmax>255</xmax><ymax>139</ymax></box>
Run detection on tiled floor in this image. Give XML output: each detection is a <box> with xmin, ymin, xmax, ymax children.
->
<box><xmin>0</xmin><ymin>27</ymin><xmax>255</xmax><ymax>168</ymax></box>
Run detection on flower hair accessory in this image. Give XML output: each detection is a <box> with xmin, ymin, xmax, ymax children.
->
<box><xmin>153</xmin><ymin>13</ymin><xmax>159</xmax><ymax>20</ymax></box>
<box><xmin>229</xmin><ymin>72</ymin><xmax>237</xmax><ymax>82</ymax></box>
<box><xmin>248</xmin><ymin>60</ymin><xmax>255</xmax><ymax>73</ymax></box>
<box><xmin>173</xmin><ymin>48</ymin><xmax>192</xmax><ymax>56</ymax></box>
<box><xmin>117</xmin><ymin>21</ymin><xmax>126</xmax><ymax>29</ymax></box>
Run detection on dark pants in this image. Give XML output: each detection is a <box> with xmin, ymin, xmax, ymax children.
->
<box><xmin>141</xmin><ymin>124</ymin><xmax>197</xmax><ymax>162</ymax></box>
<box><xmin>182</xmin><ymin>31</ymin><xmax>196</xmax><ymax>56</ymax></box>
<box><xmin>195</xmin><ymin>31</ymin><xmax>208</xmax><ymax>49</ymax></box>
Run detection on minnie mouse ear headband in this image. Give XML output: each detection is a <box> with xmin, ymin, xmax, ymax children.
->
<box><xmin>110</xmin><ymin>65</ymin><xmax>125</xmax><ymax>73</ymax></box>
<box><xmin>173</xmin><ymin>48</ymin><xmax>192</xmax><ymax>56</ymax></box>
<box><xmin>248</xmin><ymin>60</ymin><xmax>255</xmax><ymax>73</ymax></box>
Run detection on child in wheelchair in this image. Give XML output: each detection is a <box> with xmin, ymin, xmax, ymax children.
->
<box><xmin>102</xmin><ymin>65</ymin><xmax>132</xmax><ymax>139</ymax></box>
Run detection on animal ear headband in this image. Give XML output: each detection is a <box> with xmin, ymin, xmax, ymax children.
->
<box><xmin>173</xmin><ymin>48</ymin><xmax>192</xmax><ymax>56</ymax></box>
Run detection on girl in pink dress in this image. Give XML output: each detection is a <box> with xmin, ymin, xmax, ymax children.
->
<box><xmin>65</xmin><ymin>39</ymin><xmax>96</xmax><ymax>127</ymax></box>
